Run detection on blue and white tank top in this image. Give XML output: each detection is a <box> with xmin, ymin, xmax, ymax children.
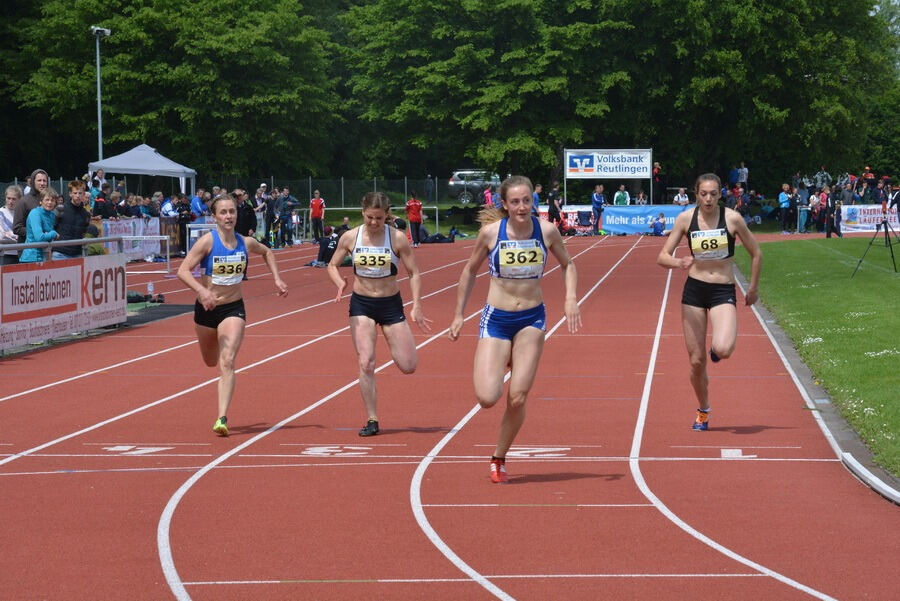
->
<box><xmin>202</xmin><ymin>230</ymin><xmax>248</xmax><ymax>286</ymax></box>
<box><xmin>488</xmin><ymin>216</ymin><xmax>547</xmax><ymax>279</ymax></box>
<box><xmin>352</xmin><ymin>224</ymin><xmax>399</xmax><ymax>278</ymax></box>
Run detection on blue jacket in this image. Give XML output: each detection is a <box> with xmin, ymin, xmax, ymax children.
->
<box><xmin>20</xmin><ymin>207</ymin><xmax>58</xmax><ymax>262</ymax></box>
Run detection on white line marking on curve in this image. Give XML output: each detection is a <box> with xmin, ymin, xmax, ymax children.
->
<box><xmin>409</xmin><ymin>236</ymin><xmax>639</xmax><ymax>601</ymax></box>
<box><xmin>628</xmin><ymin>261</ymin><xmax>838</xmax><ymax>601</ymax></box>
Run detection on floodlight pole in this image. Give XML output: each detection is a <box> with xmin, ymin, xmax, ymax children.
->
<box><xmin>91</xmin><ymin>26</ymin><xmax>110</xmax><ymax>160</ymax></box>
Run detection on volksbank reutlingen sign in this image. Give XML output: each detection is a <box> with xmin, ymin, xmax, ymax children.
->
<box><xmin>565</xmin><ymin>149</ymin><xmax>652</xmax><ymax>179</ymax></box>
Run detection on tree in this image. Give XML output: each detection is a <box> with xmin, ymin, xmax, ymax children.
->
<box><xmin>9</xmin><ymin>0</ymin><xmax>341</xmax><ymax>177</ymax></box>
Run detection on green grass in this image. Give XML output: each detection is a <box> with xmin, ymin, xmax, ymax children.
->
<box><xmin>734</xmin><ymin>235</ymin><xmax>900</xmax><ymax>477</ymax></box>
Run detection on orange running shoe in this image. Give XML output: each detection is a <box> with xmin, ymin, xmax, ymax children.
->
<box><xmin>692</xmin><ymin>409</ymin><xmax>709</xmax><ymax>431</ymax></box>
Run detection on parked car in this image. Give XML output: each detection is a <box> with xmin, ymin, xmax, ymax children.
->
<box><xmin>448</xmin><ymin>170</ymin><xmax>501</xmax><ymax>204</ymax></box>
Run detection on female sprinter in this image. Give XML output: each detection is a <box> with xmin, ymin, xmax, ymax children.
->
<box><xmin>327</xmin><ymin>191</ymin><xmax>432</xmax><ymax>436</ymax></box>
<box><xmin>449</xmin><ymin>175</ymin><xmax>581</xmax><ymax>483</ymax></box>
<box><xmin>657</xmin><ymin>173</ymin><xmax>762</xmax><ymax>431</ymax></box>
<box><xmin>178</xmin><ymin>193</ymin><xmax>288</xmax><ymax>436</ymax></box>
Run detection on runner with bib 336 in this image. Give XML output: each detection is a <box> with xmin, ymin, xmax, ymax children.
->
<box><xmin>657</xmin><ymin>173</ymin><xmax>762</xmax><ymax>431</ymax></box>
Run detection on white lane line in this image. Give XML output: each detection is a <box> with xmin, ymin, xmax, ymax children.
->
<box><xmin>0</xmin><ymin>257</ymin><xmax>467</xmax><ymax>405</ymax></box>
<box><xmin>0</xmin><ymin>269</ymin><xmax>470</xmax><ymax>468</ymax></box>
<box><xmin>734</xmin><ymin>275</ymin><xmax>900</xmax><ymax>503</ymax></box>
<box><xmin>628</xmin><ymin>264</ymin><xmax>838</xmax><ymax>601</ymax></box>
<box><xmin>156</xmin><ymin>262</ymin><xmax>497</xmax><ymax>601</ymax></box>
<box><xmin>183</xmin><ymin>573</ymin><xmax>765</xmax><ymax>586</ymax></box>
<box><xmin>410</xmin><ymin>236</ymin><xmax>638</xmax><ymax>601</ymax></box>
<box><xmin>422</xmin><ymin>503</ymin><xmax>654</xmax><ymax>508</ymax></box>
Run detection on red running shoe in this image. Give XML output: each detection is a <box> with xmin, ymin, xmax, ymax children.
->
<box><xmin>490</xmin><ymin>457</ymin><xmax>508</xmax><ymax>483</ymax></box>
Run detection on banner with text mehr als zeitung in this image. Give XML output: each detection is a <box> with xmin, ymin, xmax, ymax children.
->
<box><xmin>565</xmin><ymin>149</ymin><xmax>652</xmax><ymax>179</ymax></box>
<box><xmin>0</xmin><ymin>254</ymin><xmax>127</xmax><ymax>350</ymax></box>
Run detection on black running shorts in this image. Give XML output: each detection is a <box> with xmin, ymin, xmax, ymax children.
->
<box><xmin>681</xmin><ymin>276</ymin><xmax>736</xmax><ymax>309</ymax></box>
<box><xmin>348</xmin><ymin>292</ymin><xmax>406</xmax><ymax>326</ymax></box>
<box><xmin>194</xmin><ymin>298</ymin><xmax>246</xmax><ymax>329</ymax></box>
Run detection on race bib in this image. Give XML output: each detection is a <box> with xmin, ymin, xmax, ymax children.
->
<box><xmin>498</xmin><ymin>239</ymin><xmax>545</xmax><ymax>278</ymax></box>
<box><xmin>354</xmin><ymin>246</ymin><xmax>392</xmax><ymax>278</ymax></box>
<box><xmin>690</xmin><ymin>229</ymin><xmax>728</xmax><ymax>260</ymax></box>
<box><xmin>211</xmin><ymin>253</ymin><xmax>247</xmax><ymax>285</ymax></box>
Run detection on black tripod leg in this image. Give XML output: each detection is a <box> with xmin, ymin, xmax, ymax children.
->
<box><xmin>851</xmin><ymin>227</ymin><xmax>883</xmax><ymax>278</ymax></box>
<box><xmin>885</xmin><ymin>223</ymin><xmax>898</xmax><ymax>272</ymax></box>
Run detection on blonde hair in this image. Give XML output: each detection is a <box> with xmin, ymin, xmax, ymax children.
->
<box><xmin>210</xmin><ymin>192</ymin><xmax>236</xmax><ymax>214</ymax></box>
<box><xmin>478</xmin><ymin>175</ymin><xmax>533</xmax><ymax>225</ymax></box>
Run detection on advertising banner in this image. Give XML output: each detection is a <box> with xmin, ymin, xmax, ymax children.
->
<box><xmin>565</xmin><ymin>149</ymin><xmax>652</xmax><ymax>179</ymax></box>
<box><xmin>102</xmin><ymin>217</ymin><xmax>162</xmax><ymax>259</ymax></box>
<box><xmin>600</xmin><ymin>204</ymin><xmax>692</xmax><ymax>235</ymax></box>
<box><xmin>0</xmin><ymin>254</ymin><xmax>127</xmax><ymax>350</ymax></box>
<box><xmin>840</xmin><ymin>204</ymin><xmax>899</xmax><ymax>233</ymax></box>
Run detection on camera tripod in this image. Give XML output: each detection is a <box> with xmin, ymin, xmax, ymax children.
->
<box><xmin>851</xmin><ymin>215</ymin><xmax>898</xmax><ymax>277</ymax></box>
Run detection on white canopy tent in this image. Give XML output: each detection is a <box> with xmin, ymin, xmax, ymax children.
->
<box><xmin>88</xmin><ymin>144</ymin><xmax>196</xmax><ymax>195</ymax></box>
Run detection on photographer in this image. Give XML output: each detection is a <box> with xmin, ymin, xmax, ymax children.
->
<box><xmin>173</xmin><ymin>193</ymin><xmax>193</xmax><ymax>255</ymax></box>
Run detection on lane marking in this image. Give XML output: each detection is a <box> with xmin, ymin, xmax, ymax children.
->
<box><xmin>0</xmin><ymin>257</ymin><xmax>468</xmax><ymax>405</ymax></box>
<box><xmin>410</xmin><ymin>236</ymin><xmax>637</xmax><ymax>601</ymax></box>
<box><xmin>155</xmin><ymin>250</ymin><xmax>529</xmax><ymax>601</ymax></box>
<box><xmin>628</xmin><ymin>260</ymin><xmax>838</xmax><ymax>601</ymax></box>
<box><xmin>0</xmin><ymin>456</ymin><xmax>843</xmax><ymax>479</ymax></box>
<box><xmin>720</xmin><ymin>449</ymin><xmax>757</xmax><ymax>459</ymax></box>
<box><xmin>734</xmin><ymin>275</ymin><xmax>900</xmax><ymax>503</ymax></box>
<box><xmin>183</xmin><ymin>573</ymin><xmax>765</xmax><ymax>586</ymax></box>
<box><xmin>0</xmin><ymin>262</ymin><xmax>472</xmax><ymax>466</ymax></box>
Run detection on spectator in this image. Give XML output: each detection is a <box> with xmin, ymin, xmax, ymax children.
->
<box><xmin>233</xmin><ymin>189</ymin><xmax>256</xmax><ymax>239</ymax></box>
<box><xmin>278</xmin><ymin>186</ymin><xmax>298</xmax><ymax>247</ymax></box>
<box><xmin>309</xmin><ymin>189</ymin><xmax>326</xmax><ymax>241</ymax></box>
<box><xmin>20</xmin><ymin>188</ymin><xmax>60</xmax><ymax>263</ymax></box>
<box><xmin>590</xmin><ymin>184</ymin><xmax>606</xmax><ymax>235</ymax></box>
<box><xmin>264</xmin><ymin>186</ymin><xmax>281</xmax><ymax>246</ymax></box>
<box><xmin>406</xmin><ymin>190</ymin><xmax>424</xmax><ymax>247</ymax></box>
<box><xmin>737</xmin><ymin>161</ymin><xmax>749</xmax><ymax>191</ymax></box>
<box><xmin>190</xmin><ymin>188</ymin><xmax>208</xmax><ymax>219</ymax></box>
<box><xmin>650</xmin><ymin>212</ymin><xmax>666</xmax><ymax>236</ymax></box>
<box><xmin>160</xmin><ymin>195</ymin><xmax>178</xmax><ymax>218</ymax></box>
<box><xmin>334</xmin><ymin>216</ymin><xmax>351</xmax><ymax>238</ymax></box>
<box><xmin>871</xmin><ymin>180</ymin><xmax>886</xmax><ymax>205</ymax></box>
<box><xmin>635</xmin><ymin>190</ymin><xmax>649</xmax><ymax>205</ymax></box>
<box><xmin>861</xmin><ymin>166</ymin><xmax>877</xmax><ymax>188</ymax></box>
<box><xmin>174</xmin><ymin>193</ymin><xmax>193</xmax><ymax>255</ymax></box>
<box><xmin>531</xmin><ymin>183</ymin><xmax>542</xmax><ymax>217</ymax></box>
<box><xmin>546</xmin><ymin>181</ymin><xmax>562</xmax><ymax>224</ymax></box>
<box><xmin>558</xmin><ymin>212</ymin><xmax>576</xmax><ymax>236</ymax></box>
<box><xmin>13</xmin><ymin>168</ymin><xmax>49</xmax><ymax>244</ymax></box>
<box><xmin>778</xmin><ymin>183</ymin><xmax>792</xmax><ymax>234</ymax></box>
<box><xmin>814</xmin><ymin>165</ymin><xmax>832</xmax><ymax>191</ymax></box>
<box><xmin>1</xmin><ymin>185</ymin><xmax>22</xmax><ymax>264</ymax></box>
<box><xmin>309</xmin><ymin>226</ymin><xmax>339</xmax><ymax>267</ymax></box>
<box><xmin>52</xmin><ymin>180</ymin><xmax>92</xmax><ymax>260</ymax></box>
<box><xmin>425</xmin><ymin>174</ymin><xmax>435</xmax><ymax>203</ymax></box>
<box><xmin>673</xmin><ymin>187</ymin><xmax>690</xmax><ymax>206</ymax></box>
<box><xmin>613</xmin><ymin>184</ymin><xmax>630</xmax><ymax>205</ymax></box>
<box><xmin>889</xmin><ymin>182</ymin><xmax>900</xmax><ymax>213</ymax></box>
<box><xmin>728</xmin><ymin>164</ymin><xmax>739</xmax><ymax>187</ymax></box>
<box><xmin>652</xmin><ymin>161</ymin><xmax>664</xmax><ymax>203</ymax></box>
<box><xmin>91</xmin><ymin>183</ymin><xmax>115</xmax><ymax>220</ymax></box>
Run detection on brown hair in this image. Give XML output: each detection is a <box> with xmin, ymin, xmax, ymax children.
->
<box><xmin>478</xmin><ymin>175</ymin><xmax>533</xmax><ymax>225</ymax></box>
<box><xmin>360</xmin><ymin>191</ymin><xmax>394</xmax><ymax>221</ymax></box>
<box><xmin>694</xmin><ymin>173</ymin><xmax>721</xmax><ymax>192</ymax></box>
<box><xmin>68</xmin><ymin>179</ymin><xmax>86</xmax><ymax>192</ymax></box>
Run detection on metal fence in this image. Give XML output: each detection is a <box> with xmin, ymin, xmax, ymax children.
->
<box><xmin>2</xmin><ymin>176</ymin><xmax>453</xmax><ymax>208</ymax></box>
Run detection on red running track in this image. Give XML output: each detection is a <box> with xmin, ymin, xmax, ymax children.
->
<box><xmin>1</xmin><ymin>237</ymin><xmax>897</xmax><ymax>600</ymax></box>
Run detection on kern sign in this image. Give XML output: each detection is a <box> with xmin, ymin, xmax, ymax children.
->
<box><xmin>0</xmin><ymin>254</ymin><xmax>127</xmax><ymax>350</ymax></box>
<box><xmin>565</xmin><ymin>149</ymin><xmax>652</xmax><ymax>179</ymax></box>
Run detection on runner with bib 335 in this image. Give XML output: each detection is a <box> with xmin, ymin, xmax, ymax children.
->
<box><xmin>657</xmin><ymin>173</ymin><xmax>762</xmax><ymax>431</ymax></box>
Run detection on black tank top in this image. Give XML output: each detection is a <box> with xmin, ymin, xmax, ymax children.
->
<box><xmin>688</xmin><ymin>206</ymin><xmax>735</xmax><ymax>260</ymax></box>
